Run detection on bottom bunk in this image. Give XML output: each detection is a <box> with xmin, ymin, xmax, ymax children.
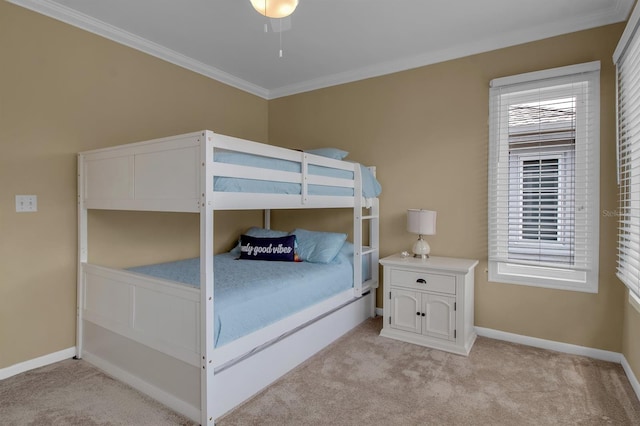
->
<box><xmin>77</xmin><ymin>235</ymin><xmax>376</xmax><ymax>422</ymax></box>
<box><xmin>127</xmin><ymin>243</ymin><xmax>363</xmax><ymax>349</ymax></box>
<box><xmin>81</xmin><ymin>291</ymin><xmax>373</xmax><ymax>422</ymax></box>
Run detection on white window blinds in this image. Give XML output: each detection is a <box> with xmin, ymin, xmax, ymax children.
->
<box><xmin>616</xmin><ymin>4</ymin><xmax>640</xmax><ymax>299</ymax></box>
<box><xmin>488</xmin><ymin>62</ymin><xmax>600</xmax><ymax>293</ymax></box>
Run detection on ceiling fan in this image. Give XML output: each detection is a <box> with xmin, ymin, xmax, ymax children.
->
<box><xmin>249</xmin><ymin>0</ymin><xmax>298</xmax><ymax>57</ymax></box>
<box><xmin>249</xmin><ymin>0</ymin><xmax>298</xmax><ymax>18</ymax></box>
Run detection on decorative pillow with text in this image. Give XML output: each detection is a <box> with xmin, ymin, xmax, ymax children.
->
<box><xmin>239</xmin><ymin>235</ymin><xmax>299</xmax><ymax>262</ymax></box>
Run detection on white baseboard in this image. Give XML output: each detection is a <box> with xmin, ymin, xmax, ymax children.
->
<box><xmin>0</xmin><ymin>347</ymin><xmax>76</xmax><ymax>381</ymax></box>
<box><xmin>375</xmin><ymin>307</ymin><xmax>383</xmax><ymax>317</ymax></box>
<box><xmin>622</xmin><ymin>356</ymin><xmax>640</xmax><ymax>402</ymax></box>
<box><xmin>475</xmin><ymin>326</ymin><xmax>622</xmax><ymax>363</ymax></box>
<box><xmin>475</xmin><ymin>325</ymin><xmax>640</xmax><ymax>402</ymax></box>
<box><xmin>379</xmin><ymin>312</ymin><xmax>627</xmax><ymax>363</ymax></box>
<box><xmin>3</xmin><ymin>327</ymin><xmax>640</xmax><ymax>408</ymax></box>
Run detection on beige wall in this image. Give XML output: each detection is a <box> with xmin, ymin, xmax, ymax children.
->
<box><xmin>0</xmin><ymin>2</ymin><xmax>267</xmax><ymax>368</ymax></box>
<box><xmin>269</xmin><ymin>24</ymin><xmax>627</xmax><ymax>353</ymax></box>
<box><xmin>624</xmin><ymin>293</ymin><xmax>640</xmax><ymax>383</ymax></box>
<box><xmin>2</xmin><ymin>0</ymin><xmax>639</xmax><ymax>380</ymax></box>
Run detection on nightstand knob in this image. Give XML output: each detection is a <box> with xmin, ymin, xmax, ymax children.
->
<box><xmin>416</xmin><ymin>312</ymin><xmax>420</xmax><ymax>316</ymax></box>
<box><xmin>421</xmin><ymin>313</ymin><xmax>426</xmax><ymax>317</ymax></box>
<box><xmin>416</xmin><ymin>278</ymin><xmax>426</xmax><ymax>284</ymax></box>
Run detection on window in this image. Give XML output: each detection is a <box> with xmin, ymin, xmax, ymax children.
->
<box><xmin>488</xmin><ymin>62</ymin><xmax>600</xmax><ymax>293</ymax></box>
<box><xmin>616</xmin><ymin>3</ymin><xmax>640</xmax><ymax>300</ymax></box>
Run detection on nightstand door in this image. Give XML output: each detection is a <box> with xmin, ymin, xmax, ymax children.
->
<box><xmin>423</xmin><ymin>294</ymin><xmax>455</xmax><ymax>341</ymax></box>
<box><xmin>390</xmin><ymin>288</ymin><xmax>421</xmax><ymax>333</ymax></box>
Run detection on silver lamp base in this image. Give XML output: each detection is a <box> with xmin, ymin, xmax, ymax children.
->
<box><xmin>412</xmin><ymin>235</ymin><xmax>431</xmax><ymax>259</ymax></box>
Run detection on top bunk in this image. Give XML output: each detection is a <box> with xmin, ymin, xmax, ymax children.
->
<box><xmin>78</xmin><ymin>130</ymin><xmax>381</xmax><ymax>213</ymax></box>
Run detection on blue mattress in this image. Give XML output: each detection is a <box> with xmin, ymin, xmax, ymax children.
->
<box><xmin>127</xmin><ymin>249</ymin><xmax>355</xmax><ymax>348</ymax></box>
<box><xmin>214</xmin><ymin>150</ymin><xmax>382</xmax><ymax>198</ymax></box>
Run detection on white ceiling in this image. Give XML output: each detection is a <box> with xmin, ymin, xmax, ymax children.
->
<box><xmin>8</xmin><ymin>0</ymin><xmax>635</xmax><ymax>99</ymax></box>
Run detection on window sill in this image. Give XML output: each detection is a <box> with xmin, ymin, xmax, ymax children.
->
<box><xmin>489</xmin><ymin>260</ymin><xmax>598</xmax><ymax>293</ymax></box>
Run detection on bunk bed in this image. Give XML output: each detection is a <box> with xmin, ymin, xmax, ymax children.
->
<box><xmin>76</xmin><ymin>130</ymin><xmax>380</xmax><ymax>425</ymax></box>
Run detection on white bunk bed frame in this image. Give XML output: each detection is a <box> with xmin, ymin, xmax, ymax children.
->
<box><xmin>76</xmin><ymin>130</ymin><xmax>380</xmax><ymax>425</ymax></box>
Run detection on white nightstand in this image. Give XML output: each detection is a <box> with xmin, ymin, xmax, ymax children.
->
<box><xmin>379</xmin><ymin>254</ymin><xmax>479</xmax><ymax>356</ymax></box>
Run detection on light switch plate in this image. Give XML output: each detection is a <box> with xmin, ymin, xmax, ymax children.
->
<box><xmin>16</xmin><ymin>195</ymin><xmax>37</xmax><ymax>212</ymax></box>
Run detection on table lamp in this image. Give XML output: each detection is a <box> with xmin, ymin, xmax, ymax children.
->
<box><xmin>407</xmin><ymin>209</ymin><xmax>437</xmax><ymax>259</ymax></box>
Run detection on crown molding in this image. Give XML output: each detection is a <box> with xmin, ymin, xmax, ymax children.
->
<box><xmin>6</xmin><ymin>0</ymin><xmax>270</xmax><ymax>99</ymax></box>
<box><xmin>8</xmin><ymin>0</ymin><xmax>635</xmax><ymax>101</ymax></box>
<box><xmin>268</xmin><ymin>0</ymin><xmax>635</xmax><ymax>99</ymax></box>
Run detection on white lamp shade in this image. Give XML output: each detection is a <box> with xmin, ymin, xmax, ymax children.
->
<box><xmin>250</xmin><ymin>0</ymin><xmax>298</xmax><ymax>18</ymax></box>
<box><xmin>407</xmin><ymin>209</ymin><xmax>437</xmax><ymax>235</ymax></box>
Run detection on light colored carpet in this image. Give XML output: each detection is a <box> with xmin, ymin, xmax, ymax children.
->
<box><xmin>2</xmin><ymin>317</ymin><xmax>640</xmax><ymax>425</ymax></box>
<box><xmin>219</xmin><ymin>318</ymin><xmax>640</xmax><ymax>425</ymax></box>
<box><xmin>0</xmin><ymin>358</ymin><xmax>196</xmax><ymax>425</ymax></box>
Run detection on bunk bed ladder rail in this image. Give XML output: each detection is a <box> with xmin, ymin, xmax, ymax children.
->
<box><xmin>362</xmin><ymin>196</ymin><xmax>380</xmax><ymax>296</ymax></box>
<box><xmin>353</xmin><ymin>166</ymin><xmax>379</xmax><ymax>306</ymax></box>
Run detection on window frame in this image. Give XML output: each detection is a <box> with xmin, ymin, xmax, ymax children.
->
<box><xmin>488</xmin><ymin>62</ymin><xmax>600</xmax><ymax>293</ymax></box>
<box><xmin>615</xmin><ymin>2</ymin><xmax>640</xmax><ymax>301</ymax></box>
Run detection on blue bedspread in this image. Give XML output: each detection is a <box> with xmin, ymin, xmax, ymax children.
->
<box><xmin>128</xmin><ymin>250</ymin><xmax>354</xmax><ymax>347</ymax></box>
<box><xmin>214</xmin><ymin>150</ymin><xmax>381</xmax><ymax>198</ymax></box>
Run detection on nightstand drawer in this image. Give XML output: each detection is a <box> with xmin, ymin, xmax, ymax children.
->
<box><xmin>390</xmin><ymin>269</ymin><xmax>456</xmax><ymax>294</ymax></box>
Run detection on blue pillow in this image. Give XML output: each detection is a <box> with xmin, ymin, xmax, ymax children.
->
<box><xmin>290</xmin><ymin>228</ymin><xmax>347</xmax><ymax>264</ymax></box>
<box><xmin>239</xmin><ymin>235</ymin><xmax>297</xmax><ymax>262</ymax></box>
<box><xmin>230</xmin><ymin>227</ymin><xmax>289</xmax><ymax>255</ymax></box>
<box><xmin>244</xmin><ymin>226</ymin><xmax>289</xmax><ymax>238</ymax></box>
<box><xmin>305</xmin><ymin>148</ymin><xmax>349</xmax><ymax>160</ymax></box>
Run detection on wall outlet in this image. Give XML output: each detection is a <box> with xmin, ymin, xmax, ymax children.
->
<box><xmin>16</xmin><ymin>195</ymin><xmax>37</xmax><ymax>212</ymax></box>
